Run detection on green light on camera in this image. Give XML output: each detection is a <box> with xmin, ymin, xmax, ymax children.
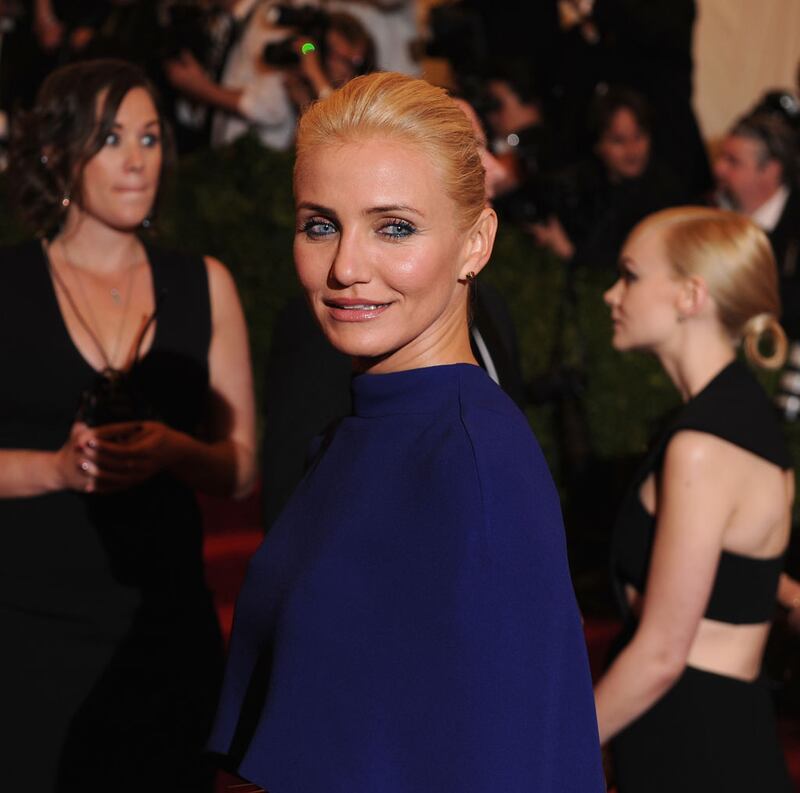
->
<box><xmin>301</xmin><ymin>42</ymin><xmax>316</xmax><ymax>55</ymax></box>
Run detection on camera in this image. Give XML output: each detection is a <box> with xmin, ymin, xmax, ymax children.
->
<box><xmin>262</xmin><ymin>4</ymin><xmax>330</xmax><ymax>67</ymax></box>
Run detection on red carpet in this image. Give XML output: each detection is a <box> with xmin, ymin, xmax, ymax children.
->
<box><xmin>200</xmin><ymin>488</ymin><xmax>800</xmax><ymax>791</ymax></box>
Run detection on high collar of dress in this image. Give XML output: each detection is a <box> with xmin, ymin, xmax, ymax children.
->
<box><xmin>351</xmin><ymin>363</ymin><xmax>482</xmax><ymax>418</ymax></box>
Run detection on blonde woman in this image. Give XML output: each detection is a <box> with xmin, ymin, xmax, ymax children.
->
<box><xmin>597</xmin><ymin>207</ymin><xmax>793</xmax><ymax>791</ymax></box>
<box><xmin>208</xmin><ymin>72</ymin><xmax>604</xmax><ymax>792</ymax></box>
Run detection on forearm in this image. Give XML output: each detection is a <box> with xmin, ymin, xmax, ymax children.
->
<box><xmin>168</xmin><ymin>431</ymin><xmax>256</xmax><ymax>499</ymax></box>
<box><xmin>778</xmin><ymin>573</ymin><xmax>800</xmax><ymax>610</ymax></box>
<box><xmin>34</xmin><ymin>0</ymin><xmax>57</xmax><ymax>23</ymax></box>
<box><xmin>0</xmin><ymin>449</ymin><xmax>63</xmax><ymax>498</ymax></box>
<box><xmin>594</xmin><ymin>638</ymin><xmax>682</xmax><ymax>744</ymax></box>
<box><xmin>168</xmin><ymin>67</ymin><xmax>244</xmax><ymax>115</ymax></box>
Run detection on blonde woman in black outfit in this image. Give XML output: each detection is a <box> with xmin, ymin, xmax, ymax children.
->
<box><xmin>596</xmin><ymin>207</ymin><xmax>793</xmax><ymax>791</ymax></box>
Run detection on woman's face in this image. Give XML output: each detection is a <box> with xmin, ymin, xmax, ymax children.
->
<box><xmin>294</xmin><ymin>136</ymin><xmax>484</xmax><ymax>373</ymax></box>
<box><xmin>76</xmin><ymin>87</ymin><xmax>162</xmax><ymax>231</ymax></box>
<box><xmin>604</xmin><ymin>226</ymin><xmax>684</xmax><ymax>352</ymax></box>
<box><xmin>596</xmin><ymin>107</ymin><xmax>650</xmax><ymax>181</ymax></box>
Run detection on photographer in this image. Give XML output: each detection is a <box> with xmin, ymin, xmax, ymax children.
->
<box><xmin>165</xmin><ymin>1</ymin><xmax>375</xmax><ymax>151</ymax></box>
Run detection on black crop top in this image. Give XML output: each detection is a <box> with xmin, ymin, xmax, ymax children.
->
<box><xmin>611</xmin><ymin>360</ymin><xmax>791</xmax><ymax>625</ymax></box>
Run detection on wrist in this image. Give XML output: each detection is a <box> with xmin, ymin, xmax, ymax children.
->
<box><xmin>45</xmin><ymin>449</ymin><xmax>69</xmax><ymax>493</ymax></box>
<box><xmin>164</xmin><ymin>428</ymin><xmax>194</xmax><ymax>474</ymax></box>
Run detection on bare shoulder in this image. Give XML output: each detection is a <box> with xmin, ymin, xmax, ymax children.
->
<box><xmin>663</xmin><ymin>430</ymin><xmax>741</xmax><ymax>477</ymax></box>
<box><xmin>203</xmin><ymin>255</ymin><xmax>237</xmax><ymax>291</ymax></box>
<box><xmin>203</xmin><ymin>255</ymin><xmax>243</xmax><ymax>322</ymax></box>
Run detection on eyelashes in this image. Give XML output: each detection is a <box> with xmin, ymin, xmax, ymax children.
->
<box><xmin>298</xmin><ymin>217</ymin><xmax>337</xmax><ymax>239</ymax></box>
<box><xmin>297</xmin><ymin>217</ymin><xmax>418</xmax><ymax>241</ymax></box>
<box><xmin>103</xmin><ymin>132</ymin><xmax>161</xmax><ymax>148</ymax></box>
<box><xmin>621</xmin><ymin>268</ymin><xmax>638</xmax><ymax>283</ymax></box>
<box><xmin>379</xmin><ymin>219</ymin><xmax>416</xmax><ymax>239</ymax></box>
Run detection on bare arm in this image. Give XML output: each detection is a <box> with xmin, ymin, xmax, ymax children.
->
<box><xmin>164</xmin><ymin>52</ymin><xmax>244</xmax><ymax>115</ymax></box>
<box><xmin>33</xmin><ymin>0</ymin><xmax>65</xmax><ymax>51</ymax></box>
<box><xmin>778</xmin><ymin>573</ymin><xmax>800</xmax><ymax>632</ymax></box>
<box><xmin>0</xmin><ymin>423</ymin><xmax>102</xmax><ymax>498</ymax></box>
<box><xmin>594</xmin><ymin>431</ymin><xmax>733</xmax><ymax>743</ymax></box>
<box><xmin>168</xmin><ymin>256</ymin><xmax>257</xmax><ymax>497</ymax></box>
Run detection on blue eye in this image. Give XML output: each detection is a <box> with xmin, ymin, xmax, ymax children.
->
<box><xmin>299</xmin><ymin>217</ymin><xmax>337</xmax><ymax>239</ymax></box>
<box><xmin>104</xmin><ymin>132</ymin><xmax>120</xmax><ymax>146</ymax></box>
<box><xmin>142</xmin><ymin>133</ymin><xmax>161</xmax><ymax>148</ymax></box>
<box><xmin>379</xmin><ymin>220</ymin><xmax>416</xmax><ymax>239</ymax></box>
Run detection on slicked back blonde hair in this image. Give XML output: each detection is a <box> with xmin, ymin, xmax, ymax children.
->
<box><xmin>634</xmin><ymin>206</ymin><xmax>786</xmax><ymax>369</ymax></box>
<box><xmin>295</xmin><ymin>72</ymin><xmax>487</xmax><ymax>231</ymax></box>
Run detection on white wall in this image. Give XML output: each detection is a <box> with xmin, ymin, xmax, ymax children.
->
<box><xmin>694</xmin><ymin>0</ymin><xmax>800</xmax><ymax>141</ymax></box>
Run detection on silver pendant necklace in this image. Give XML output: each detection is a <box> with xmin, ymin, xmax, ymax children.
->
<box><xmin>53</xmin><ymin>239</ymin><xmax>139</xmax><ymax>371</ymax></box>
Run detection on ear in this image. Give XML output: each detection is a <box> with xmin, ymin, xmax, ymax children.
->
<box><xmin>676</xmin><ymin>274</ymin><xmax>709</xmax><ymax>319</ymax></box>
<box><xmin>458</xmin><ymin>206</ymin><xmax>498</xmax><ymax>281</ymax></box>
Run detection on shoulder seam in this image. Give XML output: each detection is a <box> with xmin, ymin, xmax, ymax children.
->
<box><xmin>456</xmin><ymin>370</ymin><xmax>489</xmax><ymax>550</ymax></box>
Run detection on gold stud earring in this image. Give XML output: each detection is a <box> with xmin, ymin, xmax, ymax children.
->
<box><xmin>464</xmin><ymin>271</ymin><xmax>476</xmax><ymax>282</ymax></box>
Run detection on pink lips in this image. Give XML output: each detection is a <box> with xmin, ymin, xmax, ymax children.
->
<box><xmin>324</xmin><ymin>297</ymin><xmax>392</xmax><ymax>322</ymax></box>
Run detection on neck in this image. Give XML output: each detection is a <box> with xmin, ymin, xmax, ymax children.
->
<box><xmin>354</xmin><ymin>301</ymin><xmax>477</xmax><ymax>375</ymax></box>
<box><xmin>742</xmin><ymin>183</ymin><xmax>783</xmax><ymax>216</ymax></box>
<box><xmin>55</xmin><ymin>212</ymin><xmax>144</xmax><ymax>274</ymax></box>
<box><xmin>655</xmin><ymin>326</ymin><xmax>736</xmax><ymax>402</ymax></box>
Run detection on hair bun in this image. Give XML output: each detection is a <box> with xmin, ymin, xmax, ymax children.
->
<box><xmin>743</xmin><ymin>312</ymin><xmax>787</xmax><ymax>370</ymax></box>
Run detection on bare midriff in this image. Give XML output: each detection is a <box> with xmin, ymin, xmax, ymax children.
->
<box><xmin>625</xmin><ymin>585</ymin><xmax>769</xmax><ymax>682</ymax></box>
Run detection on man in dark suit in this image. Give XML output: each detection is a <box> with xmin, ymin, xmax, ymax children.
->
<box><xmin>713</xmin><ymin>113</ymin><xmax>800</xmax><ymax>338</ymax></box>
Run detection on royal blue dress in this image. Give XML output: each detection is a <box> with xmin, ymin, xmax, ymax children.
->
<box><xmin>209</xmin><ymin>363</ymin><xmax>604</xmax><ymax>792</ymax></box>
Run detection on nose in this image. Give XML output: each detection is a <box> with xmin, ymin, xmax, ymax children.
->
<box><xmin>604</xmin><ymin>279</ymin><xmax>622</xmax><ymax>307</ymax></box>
<box><xmin>124</xmin><ymin>139</ymin><xmax>145</xmax><ymax>173</ymax></box>
<box><xmin>329</xmin><ymin>229</ymin><xmax>371</xmax><ymax>287</ymax></box>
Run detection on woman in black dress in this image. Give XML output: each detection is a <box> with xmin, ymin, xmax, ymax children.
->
<box><xmin>595</xmin><ymin>206</ymin><xmax>793</xmax><ymax>791</ymax></box>
<box><xmin>0</xmin><ymin>60</ymin><xmax>256</xmax><ymax>791</ymax></box>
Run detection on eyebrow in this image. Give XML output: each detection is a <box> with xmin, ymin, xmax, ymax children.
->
<box><xmin>110</xmin><ymin>119</ymin><xmax>161</xmax><ymax>129</ymax></box>
<box><xmin>366</xmin><ymin>204</ymin><xmax>424</xmax><ymax>218</ymax></box>
<box><xmin>297</xmin><ymin>202</ymin><xmax>339</xmax><ymax>219</ymax></box>
<box><xmin>296</xmin><ymin>202</ymin><xmax>424</xmax><ymax>219</ymax></box>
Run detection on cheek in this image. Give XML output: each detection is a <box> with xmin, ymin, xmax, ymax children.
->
<box><xmin>148</xmin><ymin>150</ymin><xmax>163</xmax><ymax>177</ymax></box>
<box><xmin>384</xmin><ymin>246</ymin><xmax>455</xmax><ymax>303</ymax></box>
<box><xmin>293</xmin><ymin>240</ymin><xmax>326</xmax><ymax>291</ymax></box>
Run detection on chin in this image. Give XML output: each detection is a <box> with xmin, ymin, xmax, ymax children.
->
<box><xmin>610</xmin><ymin>332</ymin><xmax>631</xmax><ymax>352</ymax></box>
<box><xmin>320</xmin><ymin>324</ymin><xmax>399</xmax><ymax>361</ymax></box>
<box><xmin>105</xmin><ymin>213</ymin><xmax>150</xmax><ymax>232</ymax></box>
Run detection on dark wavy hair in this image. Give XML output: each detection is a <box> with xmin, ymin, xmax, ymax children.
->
<box><xmin>589</xmin><ymin>86</ymin><xmax>652</xmax><ymax>145</ymax></box>
<box><xmin>8</xmin><ymin>59</ymin><xmax>174</xmax><ymax>236</ymax></box>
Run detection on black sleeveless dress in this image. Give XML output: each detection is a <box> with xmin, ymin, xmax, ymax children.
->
<box><xmin>609</xmin><ymin>360</ymin><xmax>793</xmax><ymax>792</ymax></box>
<box><xmin>0</xmin><ymin>240</ymin><xmax>224</xmax><ymax>792</ymax></box>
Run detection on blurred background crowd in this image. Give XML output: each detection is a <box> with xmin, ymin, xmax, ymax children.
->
<box><xmin>1</xmin><ymin>1</ymin><xmax>800</xmax><ymax>781</ymax></box>
<box><xmin>1</xmin><ymin>1</ymin><xmax>798</xmax><ymax>325</ymax></box>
